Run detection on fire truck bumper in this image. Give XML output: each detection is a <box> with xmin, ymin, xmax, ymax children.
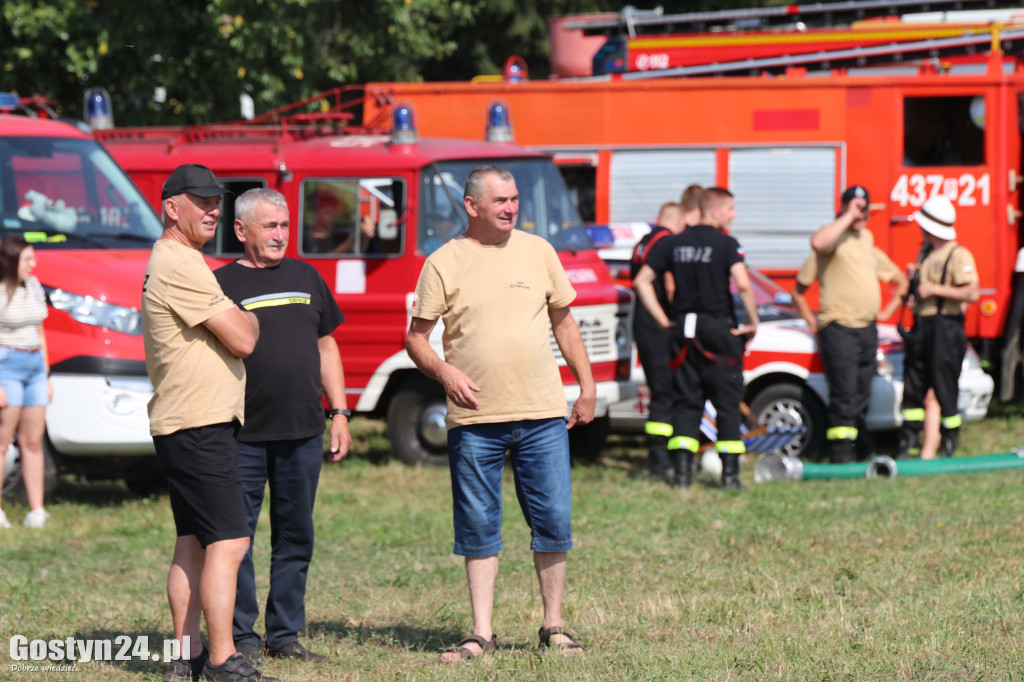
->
<box><xmin>46</xmin><ymin>374</ymin><xmax>155</xmax><ymax>455</ymax></box>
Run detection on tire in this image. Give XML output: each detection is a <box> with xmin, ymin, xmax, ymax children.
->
<box><xmin>568</xmin><ymin>415</ymin><xmax>610</xmax><ymax>464</ymax></box>
<box><xmin>747</xmin><ymin>383</ymin><xmax>827</xmax><ymax>461</ymax></box>
<box><xmin>387</xmin><ymin>376</ymin><xmax>450</xmax><ymax>466</ymax></box>
<box><xmin>2</xmin><ymin>439</ymin><xmax>59</xmax><ymax>505</ymax></box>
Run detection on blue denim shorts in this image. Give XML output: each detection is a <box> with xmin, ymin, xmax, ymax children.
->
<box><xmin>0</xmin><ymin>347</ymin><xmax>48</xmax><ymax>407</ymax></box>
<box><xmin>447</xmin><ymin>417</ymin><xmax>573</xmax><ymax>557</ymax></box>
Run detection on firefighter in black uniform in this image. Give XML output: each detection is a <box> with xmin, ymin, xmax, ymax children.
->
<box><xmin>633</xmin><ymin>187</ymin><xmax>759</xmax><ymax>489</ymax></box>
<box><xmin>897</xmin><ymin>196</ymin><xmax>978</xmax><ymax>458</ymax></box>
<box><xmin>630</xmin><ymin>194</ymin><xmax>697</xmax><ymax>481</ymax></box>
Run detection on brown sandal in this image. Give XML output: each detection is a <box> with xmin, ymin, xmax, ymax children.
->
<box><xmin>538</xmin><ymin>626</ymin><xmax>584</xmax><ymax>655</ymax></box>
<box><xmin>441</xmin><ymin>633</ymin><xmax>498</xmax><ymax>663</ymax></box>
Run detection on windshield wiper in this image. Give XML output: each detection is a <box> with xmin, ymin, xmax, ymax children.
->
<box><xmin>1</xmin><ymin>228</ymin><xmax>108</xmax><ymax>249</ymax></box>
<box><xmin>85</xmin><ymin>232</ymin><xmax>158</xmax><ymax>244</ymax></box>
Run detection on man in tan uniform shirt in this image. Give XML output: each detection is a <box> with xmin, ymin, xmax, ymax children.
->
<box><xmin>406</xmin><ymin>164</ymin><xmax>594</xmax><ymax>662</ymax></box>
<box><xmin>142</xmin><ymin>164</ymin><xmax>269</xmax><ymax>682</ymax></box>
<box><xmin>792</xmin><ymin>185</ymin><xmax>907</xmax><ymax>463</ymax></box>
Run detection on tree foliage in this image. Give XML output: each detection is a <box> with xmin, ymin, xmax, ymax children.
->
<box><xmin>0</xmin><ymin>0</ymin><xmax>786</xmax><ymax>125</ymax></box>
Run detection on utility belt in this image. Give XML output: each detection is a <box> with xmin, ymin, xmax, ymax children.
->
<box><xmin>667</xmin><ymin>312</ymin><xmax>742</xmax><ymax>370</ymax></box>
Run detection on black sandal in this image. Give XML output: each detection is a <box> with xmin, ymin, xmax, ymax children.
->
<box><xmin>538</xmin><ymin>626</ymin><xmax>584</xmax><ymax>655</ymax></box>
<box><xmin>443</xmin><ymin>633</ymin><xmax>498</xmax><ymax>663</ymax></box>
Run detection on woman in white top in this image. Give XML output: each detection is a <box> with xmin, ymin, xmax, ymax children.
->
<box><xmin>0</xmin><ymin>236</ymin><xmax>52</xmax><ymax>529</ymax></box>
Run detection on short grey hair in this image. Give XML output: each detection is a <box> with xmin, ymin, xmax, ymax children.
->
<box><xmin>235</xmin><ymin>188</ymin><xmax>288</xmax><ymax>224</ymax></box>
<box><xmin>464</xmin><ymin>165</ymin><xmax>514</xmax><ymax>203</ymax></box>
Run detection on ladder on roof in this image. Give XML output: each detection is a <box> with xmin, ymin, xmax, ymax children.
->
<box><xmin>599</xmin><ymin>21</ymin><xmax>1024</xmax><ymax>79</ymax></box>
<box><xmin>567</xmin><ymin>0</ymin><xmax>1024</xmax><ymax>37</ymax></box>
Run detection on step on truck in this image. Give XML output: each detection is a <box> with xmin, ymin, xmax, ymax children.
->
<box><xmin>96</xmin><ymin>88</ymin><xmax>634</xmax><ymax>466</ymax></box>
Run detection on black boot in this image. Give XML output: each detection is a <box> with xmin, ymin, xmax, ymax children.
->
<box><xmin>670</xmin><ymin>450</ymin><xmax>693</xmax><ymax>488</ymax></box>
<box><xmin>939</xmin><ymin>426</ymin><xmax>959</xmax><ymax>458</ymax></box>
<box><xmin>828</xmin><ymin>439</ymin><xmax>855</xmax><ymax>464</ymax></box>
<box><xmin>896</xmin><ymin>425</ymin><xmax>921</xmax><ymax>460</ymax></box>
<box><xmin>721</xmin><ymin>453</ymin><xmax>745</xmax><ymax>491</ymax></box>
<box><xmin>648</xmin><ymin>435</ymin><xmax>673</xmax><ymax>481</ymax></box>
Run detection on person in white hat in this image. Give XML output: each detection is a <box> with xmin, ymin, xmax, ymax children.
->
<box><xmin>897</xmin><ymin>195</ymin><xmax>979</xmax><ymax>459</ymax></box>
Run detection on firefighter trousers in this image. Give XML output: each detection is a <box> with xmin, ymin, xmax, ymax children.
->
<box><xmin>901</xmin><ymin>315</ymin><xmax>966</xmax><ymax>424</ymax></box>
<box><xmin>818</xmin><ymin>322</ymin><xmax>877</xmax><ymax>441</ymax></box>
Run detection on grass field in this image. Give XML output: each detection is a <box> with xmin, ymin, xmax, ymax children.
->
<box><xmin>2</xmin><ymin>405</ymin><xmax>1024</xmax><ymax>681</ymax></box>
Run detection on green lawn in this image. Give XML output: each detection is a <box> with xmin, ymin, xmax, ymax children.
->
<box><xmin>2</xmin><ymin>409</ymin><xmax>1023</xmax><ymax>681</ymax></box>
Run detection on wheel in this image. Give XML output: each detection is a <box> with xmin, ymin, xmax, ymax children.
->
<box><xmin>747</xmin><ymin>383</ymin><xmax>826</xmax><ymax>460</ymax></box>
<box><xmin>387</xmin><ymin>376</ymin><xmax>450</xmax><ymax>466</ymax></box>
<box><xmin>568</xmin><ymin>415</ymin><xmax>610</xmax><ymax>464</ymax></box>
<box><xmin>2</xmin><ymin>439</ymin><xmax>59</xmax><ymax>505</ymax></box>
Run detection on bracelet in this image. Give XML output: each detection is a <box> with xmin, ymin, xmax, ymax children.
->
<box><xmin>327</xmin><ymin>408</ymin><xmax>351</xmax><ymax>418</ymax></box>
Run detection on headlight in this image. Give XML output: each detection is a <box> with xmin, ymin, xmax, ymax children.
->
<box><xmin>46</xmin><ymin>287</ymin><xmax>141</xmax><ymax>335</ymax></box>
<box><xmin>615</xmin><ymin>320</ymin><xmax>631</xmax><ymax>356</ymax></box>
<box><xmin>876</xmin><ymin>346</ymin><xmax>895</xmax><ymax>378</ymax></box>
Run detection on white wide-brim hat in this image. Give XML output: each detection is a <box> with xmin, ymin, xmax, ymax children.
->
<box><xmin>913</xmin><ymin>196</ymin><xmax>957</xmax><ymax>240</ymax></box>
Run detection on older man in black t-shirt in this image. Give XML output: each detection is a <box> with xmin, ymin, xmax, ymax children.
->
<box><xmin>633</xmin><ymin>187</ymin><xmax>759</xmax><ymax>490</ymax></box>
<box><xmin>215</xmin><ymin>188</ymin><xmax>351</xmax><ymax>667</ymax></box>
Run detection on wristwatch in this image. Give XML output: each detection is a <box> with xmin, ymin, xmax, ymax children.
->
<box><xmin>327</xmin><ymin>408</ymin><xmax>352</xmax><ymax>418</ymax></box>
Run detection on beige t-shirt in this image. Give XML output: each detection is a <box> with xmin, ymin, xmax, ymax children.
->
<box><xmin>796</xmin><ymin>228</ymin><xmax>901</xmax><ymax>329</ymax></box>
<box><xmin>142</xmin><ymin>239</ymin><xmax>245</xmax><ymax>436</ymax></box>
<box><xmin>916</xmin><ymin>241</ymin><xmax>978</xmax><ymax>317</ymax></box>
<box><xmin>412</xmin><ymin>230</ymin><xmax>576</xmax><ymax>428</ymax></box>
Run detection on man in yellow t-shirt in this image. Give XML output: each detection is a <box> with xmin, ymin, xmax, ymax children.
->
<box><xmin>142</xmin><ymin>164</ymin><xmax>267</xmax><ymax>682</ymax></box>
<box><xmin>898</xmin><ymin>196</ymin><xmax>979</xmax><ymax>459</ymax></box>
<box><xmin>792</xmin><ymin>185</ymin><xmax>907</xmax><ymax>463</ymax></box>
<box><xmin>406</xmin><ymin>165</ymin><xmax>595</xmax><ymax>662</ymax></box>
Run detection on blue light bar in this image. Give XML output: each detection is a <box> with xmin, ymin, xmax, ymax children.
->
<box><xmin>0</xmin><ymin>92</ymin><xmax>18</xmax><ymax>111</ymax></box>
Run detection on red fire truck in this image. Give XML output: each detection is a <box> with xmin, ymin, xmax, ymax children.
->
<box><xmin>364</xmin><ymin>0</ymin><xmax>1024</xmax><ymax>400</ymax></box>
<box><xmin>96</xmin><ymin>90</ymin><xmax>634</xmax><ymax>466</ymax></box>
<box><xmin>1</xmin><ymin>94</ymin><xmax>168</xmax><ymax>501</ymax></box>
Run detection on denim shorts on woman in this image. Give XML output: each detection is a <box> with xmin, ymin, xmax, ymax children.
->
<box><xmin>0</xmin><ymin>347</ymin><xmax>48</xmax><ymax>407</ymax></box>
<box><xmin>447</xmin><ymin>417</ymin><xmax>573</xmax><ymax>557</ymax></box>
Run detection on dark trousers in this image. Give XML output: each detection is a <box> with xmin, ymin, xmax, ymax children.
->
<box><xmin>818</xmin><ymin>322</ymin><xmax>878</xmax><ymax>433</ymax></box>
<box><xmin>902</xmin><ymin>315</ymin><xmax>966</xmax><ymax>419</ymax></box>
<box><xmin>669</xmin><ymin>315</ymin><xmax>745</xmax><ymax>446</ymax></box>
<box><xmin>635</xmin><ymin>320</ymin><xmax>673</xmax><ymax>428</ymax></box>
<box><xmin>233</xmin><ymin>434</ymin><xmax>323</xmax><ymax>651</ymax></box>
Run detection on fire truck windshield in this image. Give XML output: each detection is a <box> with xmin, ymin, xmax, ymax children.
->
<box><xmin>419</xmin><ymin>158</ymin><xmax>592</xmax><ymax>254</ymax></box>
<box><xmin>0</xmin><ymin>136</ymin><xmax>162</xmax><ymax>249</ymax></box>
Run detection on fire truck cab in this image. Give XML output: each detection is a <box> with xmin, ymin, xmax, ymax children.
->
<box><xmin>97</xmin><ymin>94</ymin><xmax>634</xmax><ymax>466</ymax></box>
<box><xmin>1</xmin><ymin>97</ymin><xmax>166</xmax><ymax>500</ymax></box>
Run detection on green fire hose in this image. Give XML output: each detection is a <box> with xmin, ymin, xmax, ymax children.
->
<box><xmin>754</xmin><ymin>451</ymin><xmax>1024</xmax><ymax>482</ymax></box>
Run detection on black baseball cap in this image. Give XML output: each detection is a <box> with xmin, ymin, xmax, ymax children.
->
<box><xmin>161</xmin><ymin>164</ymin><xmax>231</xmax><ymax>201</ymax></box>
<box><xmin>840</xmin><ymin>185</ymin><xmax>870</xmax><ymax>205</ymax></box>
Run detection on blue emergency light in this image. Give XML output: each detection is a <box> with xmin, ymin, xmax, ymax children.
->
<box><xmin>391</xmin><ymin>103</ymin><xmax>417</xmax><ymax>145</ymax></box>
<box><xmin>0</xmin><ymin>92</ymin><xmax>18</xmax><ymax>111</ymax></box>
<box><xmin>84</xmin><ymin>86</ymin><xmax>113</xmax><ymax>129</ymax></box>
<box><xmin>485</xmin><ymin>100</ymin><xmax>514</xmax><ymax>143</ymax></box>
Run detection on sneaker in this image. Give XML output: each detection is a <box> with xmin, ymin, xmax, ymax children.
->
<box><xmin>201</xmin><ymin>653</ymin><xmax>278</xmax><ymax>682</ymax></box>
<box><xmin>235</xmin><ymin>641</ymin><xmax>262</xmax><ymax>667</ymax></box>
<box><xmin>0</xmin><ymin>509</ymin><xmax>11</xmax><ymax>529</ymax></box>
<box><xmin>23</xmin><ymin>508</ymin><xmax>50</xmax><ymax>529</ymax></box>
<box><xmin>163</xmin><ymin>649</ymin><xmax>208</xmax><ymax>682</ymax></box>
<box><xmin>265</xmin><ymin>640</ymin><xmax>328</xmax><ymax>662</ymax></box>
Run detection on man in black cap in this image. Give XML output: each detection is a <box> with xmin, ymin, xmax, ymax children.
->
<box><xmin>143</xmin><ymin>164</ymin><xmax>273</xmax><ymax>681</ymax></box>
<box><xmin>791</xmin><ymin>185</ymin><xmax>907</xmax><ymax>463</ymax></box>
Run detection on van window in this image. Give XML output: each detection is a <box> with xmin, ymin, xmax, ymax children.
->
<box><xmin>0</xmin><ymin>135</ymin><xmax>161</xmax><ymax>248</ymax></box>
<box><xmin>903</xmin><ymin>96</ymin><xmax>985</xmax><ymax>166</ymax></box>
<box><xmin>419</xmin><ymin>159</ymin><xmax>592</xmax><ymax>254</ymax></box>
<box><xmin>300</xmin><ymin>178</ymin><xmax>403</xmax><ymax>257</ymax></box>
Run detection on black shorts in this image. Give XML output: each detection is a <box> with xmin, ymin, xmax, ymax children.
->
<box><xmin>153</xmin><ymin>422</ymin><xmax>249</xmax><ymax>548</ymax></box>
